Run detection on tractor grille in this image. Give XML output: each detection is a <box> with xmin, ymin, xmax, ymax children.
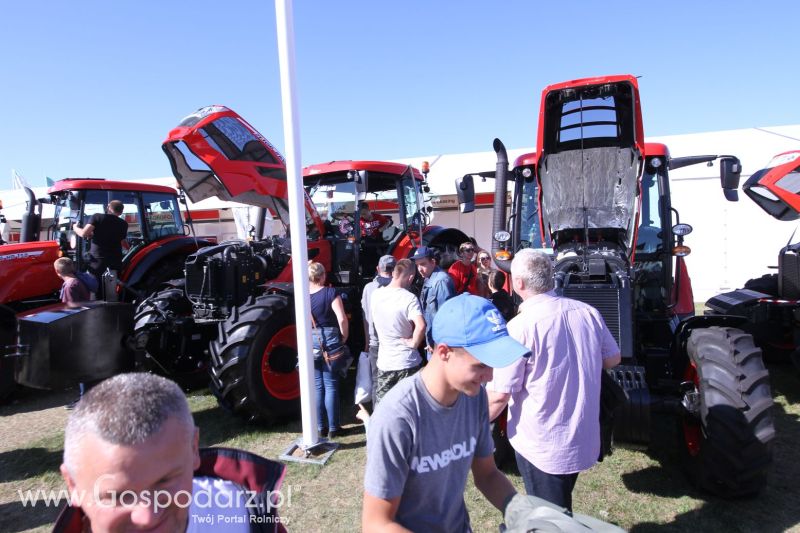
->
<box><xmin>560</xmin><ymin>285</ymin><xmax>633</xmax><ymax>359</ymax></box>
<box><xmin>563</xmin><ymin>287</ymin><xmax>621</xmax><ymax>344</ymax></box>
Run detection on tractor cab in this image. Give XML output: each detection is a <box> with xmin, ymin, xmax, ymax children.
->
<box><xmin>46</xmin><ymin>180</ymin><xmax>186</xmax><ymax>277</ymax></box>
<box><xmin>304</xmin><ymin>161</ymin><xmax>427</xmax><ymax>284</ymax></box>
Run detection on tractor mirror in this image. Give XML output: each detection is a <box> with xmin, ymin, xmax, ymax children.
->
<box><xmin>720</xmin><ymin>156</ymin><xmax>741</xmax><ymax>202</ymax></box>
<box><xmin>456</xmin><ymin>174</ymin><xmax>475</xmax><ymax>213</ymax></box>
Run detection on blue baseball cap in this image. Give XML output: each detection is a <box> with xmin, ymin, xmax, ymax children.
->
<box><xmin>410</xmin><ymin>246</ymin><xmax>435</xmax><ymax>261</ymax></box>
<box><xmin>432</xmin><ymin>294</ymin><xmax>529</xmax><ymax>368</ymax></box>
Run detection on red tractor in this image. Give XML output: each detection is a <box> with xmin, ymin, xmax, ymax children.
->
<box><xmin>0</xmin><ymin>180</ymin><xmax>209</xmax><ymax>399</ymax></box>
<box><xmin>133</xmin><ymin>105</ymin><xmax>469</xmax><ymax>422</ymax></box>
<box><xmin>457</xmin><ymin>75</ymin><xmax>775</xmax><ymax>497</ymax></box>
<box><xmin>708</xmin><ymin>150</ymin><xmax>800</xmax><ymax>371</ymax></box>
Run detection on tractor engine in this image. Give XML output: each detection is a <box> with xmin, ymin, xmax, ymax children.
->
<box><xmin>553</xmin><ymin>247</ymin><xmax>634</xmax><ymax>359</ymax></box>
<box><xmin>185</xmin><ymin>237</ymin><xmax>291</xmax><ymax>319</ymax></box>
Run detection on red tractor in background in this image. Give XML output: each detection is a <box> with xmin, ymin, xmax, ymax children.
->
<box><xmin>457</xmin><ymin>75</ymin><xmax>775</xmax><ymax>497</ymax></box>
<box><xmin>708</xmin><ymin>150</ymin><xmax>800</xmax><ymax>372</ymax></box>
<box><xmin>133</xmin><ymin>105</ymin><xmax>469</xmax><ymax>422</ymax></box>
<box><xmin>0</xmin><ymin>180</ymin><xmax>210</xmax><ymax>400</ymax></box>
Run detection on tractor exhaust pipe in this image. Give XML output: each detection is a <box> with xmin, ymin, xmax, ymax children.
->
<box><xmin>492</xmin><ymin>138</ymin><xmax>512</xmax><ymax>273</ymax></box>
<box><xmin>20</xmin><ymin>187</ymin><xmax>41</xmax><ymax>243</ymax></box>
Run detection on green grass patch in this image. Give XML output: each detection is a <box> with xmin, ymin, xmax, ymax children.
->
<box><xmin>2</xmin><ymin>365</ymin><xmax>799</xmax><ymax>532</ymax></box>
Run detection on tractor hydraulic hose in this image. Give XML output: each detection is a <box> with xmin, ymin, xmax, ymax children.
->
<box><xmin>492</xmin><ymin>138</ymin><xmax>512</xmax><ymax>273</ymax></box>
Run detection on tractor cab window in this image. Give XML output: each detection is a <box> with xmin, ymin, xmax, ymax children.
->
<box><xmin>366</xmin><ymin>169</ymin><xmax>423</xmax><ymax>232</ymax></box>
<box><xmin>636</xmin><ymin>169</ymin><xmax>663</xmax><ymax>254</ymax></box>
<box><xmin>142</xmin><ymin>193</ymin><xmax>182</xmax><ymax>241</ymax></box>
<box><xmin>519</xmin><ymin>178</ymin><xmax>544</xmax><ymax>250</ymax></box>
<box><xmin>80</xmin><ymin>190</ymin><xmax>141</xmax><ymax>257</ymax></box>
<box><xmin>399</xmin><ymin>172</ymin><xmax>423</xmax><ymax>232</ymax></box>
<box><xmin>51</xmin><ymin>192</ymin><xmax>80</xmax><ymax>250</ymax></box>
<box><xmin>308</xmin><ymin>181</ymin><xmax>357</xmax><ymax>239</ymax></box>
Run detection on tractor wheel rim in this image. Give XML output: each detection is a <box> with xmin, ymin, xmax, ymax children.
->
<box><xmin>260</xmin><ymin>325</ymin><xmax>300</xmax><ymax>401</ymax></box>
<box><xmin>682</xmin><ymin>362</ymin><xmax>702</xmax><ymax>457</ymax></box>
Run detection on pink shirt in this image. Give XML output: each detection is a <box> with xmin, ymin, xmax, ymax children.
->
<box><xmin>487</xmin><ymin>291</ymin><xmax>619</xmax><ymax>474</ymax></box>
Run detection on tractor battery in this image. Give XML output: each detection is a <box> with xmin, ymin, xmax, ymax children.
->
<box><xmin>12</xmin><ymin>301</ymin><xmax>135</xmax><ymax>389</ymax></box>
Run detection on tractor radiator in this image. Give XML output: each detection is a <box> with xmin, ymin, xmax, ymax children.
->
<box><xmin>561</xmin><ymin>286</ymin><xmax>633</xmax><ymax>358</ymax></box>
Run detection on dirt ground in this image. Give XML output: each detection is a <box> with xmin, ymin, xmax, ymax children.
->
<box><xmin>0</xmin><ymin>388</ymin><xmax>74</xmax><ymax>453</ymax></box>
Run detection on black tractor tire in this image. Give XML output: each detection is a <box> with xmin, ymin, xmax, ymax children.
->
<box><xmin>133</xmin><ymin>288</ymin><xmax>209</xmax><ymax>389</ymax></box>
<box><xmin>683</xmin><ymin>326</ymin><xmax>775</xmax><ymax>498</ymax></box>
<box><xmin>743</xmin><ymin>273</ymin><xmax>779</xmax><ymax>297</ymax></box>
<box><xmin>209</xmin><ymin>294</ymin><xmax>300</xmax><ymax>424</ymax></box>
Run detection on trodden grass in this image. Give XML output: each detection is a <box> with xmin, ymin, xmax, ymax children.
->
<box><xmin>1</xmin><ymin>363</ymin><xmax>799</xmax><ymax>532</ymax></box>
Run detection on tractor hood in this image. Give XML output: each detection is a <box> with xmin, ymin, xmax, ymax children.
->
<box><xmin>743</xmin><ymin>151</ymin><xmax>800</xmax><ymax>221</ymax></box>
<box><xmin>536</xmin><ymin>76</ymin><xmax>644</xmax><ymax>250</ymax></box>
<box><xmin>162</xmin><ymin>106</ymin><xmax>288</xmax><ymax>209</ymax></box>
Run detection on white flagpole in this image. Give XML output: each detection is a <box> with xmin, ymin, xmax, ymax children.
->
<box><xmin>275</xmin><ymin>0</ymin><xmax>319</xmax><ymax>448</ymax></box>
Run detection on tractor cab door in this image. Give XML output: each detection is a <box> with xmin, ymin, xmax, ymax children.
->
<box><xmin>311</xmin><ymin>181</ymin><xmax>359</xmax><ymax>285</ymax></box>
<box><xmin>633</xmin><ymin>156</ymin><xmax>674</xmax><ymax>314</ymax></box>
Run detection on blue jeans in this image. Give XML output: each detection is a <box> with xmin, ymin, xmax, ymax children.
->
<box><xmin>312</xmin><ymin>327</ymin><xmax>349</xmax><ymax>431</ymax></box>
<box><xmin>515</xmin><ymin>450</ymin><xmax>579</xmax><ymax>513</ymax></box>
<box><xmin>314</xmin><ymin>356</ymin><xmax>347</xmax><ymax>431</ymax></box>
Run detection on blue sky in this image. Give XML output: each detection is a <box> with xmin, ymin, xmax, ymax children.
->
<box><xmin>1</xmin><ymin>0</ymin><xmax>799</xmax><ymax>190</ymax></box>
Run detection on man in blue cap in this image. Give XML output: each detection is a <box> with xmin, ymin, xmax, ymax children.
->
<box><xmin>362</xmin><ymin>294</ymin><xmax>529</xmax><ymax>533</ymax></box>
<box><xmin>411</xmin><ymin>246</ymin><xmax>455</xmax><ymax>355</ymax></box>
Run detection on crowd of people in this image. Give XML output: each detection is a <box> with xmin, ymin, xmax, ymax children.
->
<box><xmin>53</xmin><ymin>237</ymin><xmax>624</xmax><ymax>532</ymax></box>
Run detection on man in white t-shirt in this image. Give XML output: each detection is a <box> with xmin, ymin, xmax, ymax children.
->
<box><xmin>370</xmin><ymin>258</ymin><xmax>426</xmax><ymax>403</ymax></box>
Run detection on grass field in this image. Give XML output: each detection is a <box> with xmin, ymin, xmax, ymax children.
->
<box><xmin>1</xmin><ymin>363</ymin><xmax>799</xmax><ymax>532</ymax></box>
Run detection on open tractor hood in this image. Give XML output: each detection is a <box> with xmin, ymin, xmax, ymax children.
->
<box><xmin>162</xmin><ymin>105</ymin><xmax>288</xmax><ymax>208</ymax></box>
<box><xmin>743</xmin><ymin>150</ymin><xmax>800</xmax><ymax>221</ymax></box>
<box><xmin>536</xmin><ymin>75</ymin><xmax>644</xmax><ymax>252</ymax></box>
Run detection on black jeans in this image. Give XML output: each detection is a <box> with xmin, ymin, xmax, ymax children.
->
<box><xmin>514</xmin><ymin>450</ymin><xmax>579</xmax><ymax>513</ymax></box>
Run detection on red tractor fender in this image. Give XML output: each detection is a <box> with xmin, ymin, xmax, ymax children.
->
<box><xmin>389</xmin><ymin>225</ymin><xmax>471</xmax><ymax>262</ymax></box>
<box><xmin>672</xmin><ymin>256</ymin><xmax>695</xmax><ymax>317</ymax></box>
<box><xmin>121</xmin><ymin>235</ymin><xmax>212</xmax><ymax>288</ymax></box>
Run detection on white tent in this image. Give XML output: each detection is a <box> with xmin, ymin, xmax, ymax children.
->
<box><xmin>393</xmin><ymin>125</ymin><xmax>800</xmax><ymax>302</ymax></box>
<box><xmin>4</xmin><ymin>124</ymin><xmax>799</xmax><ymax>301</ymax></box>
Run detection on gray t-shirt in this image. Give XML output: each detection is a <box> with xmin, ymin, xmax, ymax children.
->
<box><xmin>364</xmin><ymin>373</ymin><xmax>494</xmax><ymax>532</ymax></box>
<box><xmin>370</xmin><ymin>286</ymin><xmax>423</xmax><ymax>371</ymax></box>
<box><xmin>361</xmin><ymin>278</ymin><xmax>383</xmax><ymax>347</ymax></box>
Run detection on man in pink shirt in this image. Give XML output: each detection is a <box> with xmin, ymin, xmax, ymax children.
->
<box><xmin>487</xmin><ymin>249</ymin><xmax>620</xmax><ymax>512</ymax></box>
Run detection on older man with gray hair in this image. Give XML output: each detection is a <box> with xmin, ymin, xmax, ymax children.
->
<box><xmin>486</xmin><ymin>249</ymin><xmax>621</xmax><ymax>513</ymax></box>
<box><xmin>56</xmin><ymin>373</ymin><xmax>286</xmax><ymax>532</ymax></box>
